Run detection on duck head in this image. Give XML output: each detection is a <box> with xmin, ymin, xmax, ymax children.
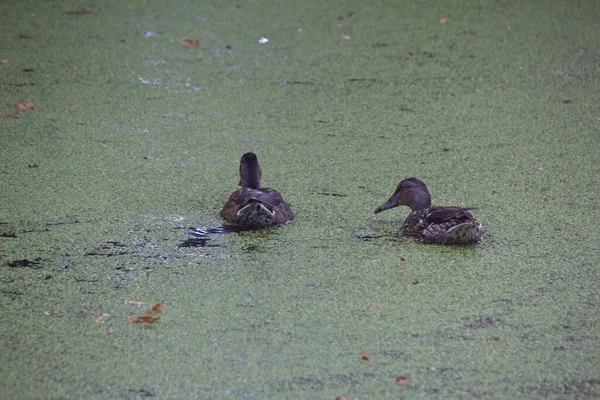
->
<box><xmin>374</xmin><ymin>177</ymin><xmax>432</xmax><ymax>213</ymax></box>
<box><xmin>238</xmin><ymin>152</ymin><xmax>262</xmax><ymax>189</ymax></box>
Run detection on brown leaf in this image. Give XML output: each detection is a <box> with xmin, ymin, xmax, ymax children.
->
<box><xmin>440</xmin><ymin>18</ymin><xmax>451</xmax><ymax>24</ymax></box>
<box><xmin>412</xmin><ymin>280</ymin><xmax>422</xmax><ymax>285</ymax></box>
<box><xmin>181</xmin><ymin>39</ymin><xmax>200</xmax><ymax>48</ymax></box>
<box><xmin>149</xmin><ymin>301</ymin><xmax>163</xmax><ymax>314</ymax></box>
<box><xmin>96</xmin><ymin>316</ymin><xmax>105</xmax><ymax>325</ymax></box>
<box><xmin>491</xmin><ymin>336</ymin><xmax>501</xmax><ymax>342</ymax></box>
<box><xmin>127</xmin><ymin>315</ymin><xmax>160</xmax><ymax>324</ymax></box>
<box><xmin>396</xmin><ymin>376</ymin><xmax>408</xmax><ymax>385</ymax></box>
<box><xmin>0</xmin><ymin>59</ymin><xmax>9</xmax><ymax>65</ymax></box>
<box><xmin>400</xmin><ymin>256</ymin><xmax>407</xmax><ymax>261</ymax></box>
<box><xmin>66</xmin><ymin>8</ymin><xmax>92</xmax><ymax>15</ymax></box>
<box><xmin>16</xmin><ymin>100</ymin><xmax>38</xmax><ymax>110</ymax></box>
<box><xmin>361</xmin><ymin>353</ymin><xmax>370</xmax><ymax>361</ymax></box>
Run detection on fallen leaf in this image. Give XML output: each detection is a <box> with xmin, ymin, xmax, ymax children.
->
<box><xmin>139</xmin><ymin>270</ymin><xmax>150</xmax><ymax>277</ymax></box>
<box><xmin>44</xmin><ymin>311</ymin><xmax>53</xmax><ymax>316</ymax></box>
<box><xmin>361</xmin><ymin>353</ymin><xmax>370</xmax><ymax>361</ymax></box>
<box><xmin>396</xmin><ymin>376</ymin><xmax>408</xmax><ymax>385</ymax></box>
<box><xmin>537</xmin><ymin>167</ymin><xmax>544</xmax><ymax>172</ymax></box>
<box><xmin>16</xmin><ymin>100</ymin><xmax>38</xmax><ymax>110</ymax></box>
<box><xmin>96</xmin><ymin>316</ymin><xmax>105</xmax><ymax>325</ymax></box>
<box><xmin>342</xmin><ymin>35</ymin><xmax>351</xmax><ymax>40</ymax></box>
<box><xmin>400</xmin><ymin>256</ymin><xmax>407</xmax><ymax>261</ymax></box>
<box><xmin>6</xmin><ymin>114</ymin><xmax>19</xmax><ymax>120</ymax></box>
<box><xmin>491</xmin><ymin>336</ymin><xmax>501</xmax><ymax>342</ymax></box>
<box><xmin>181</xmin><ymin>39</ymin><xmax>200</xmax><ymax>48</ymax></box>
<box><xmin>127</xmin><ymin>315</ymin><xmax>160</xmax><ymax>324</ymax></box>
<box><xmin>66</xmin><ymin>8</ymin><xmax>92</xmax><ymax>15</ymax></box>
<box><xmin>412</xmin><ymin>280</ymin><xmax>422</xmax><ymax>285</ymax></box>
<box><xmin>440</xmin><ymin>17</ymin><xmax>451</xmax><ymax>24</ymax></box>
<box><xmin>149</xmin><ymin>301</ymin><xmax>163</xmax><ymax>314</ymax></box>
<box><xmin>0</xmin><ymin>59</ymin><xmax>8</xmax><ymax>65</ymax></box>
<box><xmin>367</xmin><ymin>305</ymin><xmax>380</xmax><ymax>311</ymax></box>
<box><xmin>335</xmin><ymin>397</ymin><xmax>348</xmax><ymax>400</ymax></box>
<box><xmin>126</xmin><ymin>300</ymin><xmax>148</xmax><ymax>306</ymax></box>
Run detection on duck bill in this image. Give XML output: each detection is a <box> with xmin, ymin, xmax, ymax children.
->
<box><xmin>374</xmin><ymin>196</ymin><xmax>399</xmax><ymax>214</ymax></box>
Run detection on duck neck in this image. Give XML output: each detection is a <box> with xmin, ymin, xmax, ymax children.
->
<box><xmin>240</xmin><ymin>164</ymin><xmax>261</xmax><ymax>189</ymax></box>
<box><xmin>407</xmin><ymin>187</ymin><xmax>432</xmax><ymax>211</ymax></box>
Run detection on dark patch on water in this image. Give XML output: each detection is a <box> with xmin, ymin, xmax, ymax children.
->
<box><xmin>178</xmin><ymin>226</ymin><xmax>228</xmax><ymax>248</ymax></box>
<box><xmin>355</xmin><ymin>234</ymin><xmax>383</xmax><ymax>241</ymax></box>
<box><xmin>6</xmin><ymin>258</ymin><xmax>43</xmax><ymax>269</ymax></box>
<box><xmin>84</xmin><ymin>250</ymin><xmax>133</xmax><ymax>257</ymax></box>
<box><xmin>126</xmin><ymin>388</ymin><xmax>155</xmax><ymax>398</ymax></box>
<box><xmin>463</xmin><ymin>315</ymin><xmax>502</xmax><ymax>329</ymax></box>
<box><xmin>313</xmin><ymin>191</ymin><xmax>348</xmax><ymax>197</ymax></box>
<box><xmin>279</xmin><ymin>80</ymin><xmax>316</xmax><ymax>85</ymax></box>
<box><xmin>46</xmin><ymin>216</ymin><xmax>81</xmax><ymax>226</ymax></box>
<box><xmin>346</xmin><ymin>78</ymin><xmax>377</xmax><ymax>83</ymax></box>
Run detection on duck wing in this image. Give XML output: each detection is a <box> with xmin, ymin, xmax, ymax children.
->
<box><xmin>424</xmin><ymin>206</ymin><xmax>477</xmax><ymax>224</ymax></box>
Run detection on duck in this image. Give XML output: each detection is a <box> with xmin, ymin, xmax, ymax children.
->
<box><xmin>374</xmin><ymin>177</ymin><xmax>483</xmax><ymax>244</ymax></box>
<box><xmin>221</xmin><ymin>152</ymin><xmax>293</xmax><ymax>229</ymax></box>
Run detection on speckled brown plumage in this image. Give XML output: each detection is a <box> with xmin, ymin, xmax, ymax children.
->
<box><xmin>221</xmin><ymin>153</ymin><xmax>293</xmax><ymax>229</ymax></box>
<box><xmin>375</xmin><ymin>178</ymin><xmax>483</xmax><ymax>244</ymax></box>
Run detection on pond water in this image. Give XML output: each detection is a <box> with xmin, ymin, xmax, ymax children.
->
<box><xmin>1</xmin><ymin>0</ymin><xmax>599</xmax><ymax>398</ymax></box>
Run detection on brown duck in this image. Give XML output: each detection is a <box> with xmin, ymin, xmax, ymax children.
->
<box><xmin>375</xmin><ymin>178</ymin><xmax>483</xmax><ymax>244</ymax></box>
<box><xmin>221</xmin><ymin>152</ymin><xmax>293</xmax><ymax>229</ymax></box>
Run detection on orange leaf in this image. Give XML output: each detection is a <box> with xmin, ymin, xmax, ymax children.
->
<box><xmin>149</xmin><ymin>301</ymin><xmax>163</xmax><ymax>314</ymax></box>
<box><xmin>127</xmin><ymin>315</ymin><xmax>160</xmax><ymax>324</ymax></box>
<box><xmin>181</xmin><ymin>39</ymin><xmax>200</xmax><ymax>48</ymax></box>
<box><xmin>16</xmin><ymin>100</ymin><xmax>38</xmax><ymax>110</ymax></box>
